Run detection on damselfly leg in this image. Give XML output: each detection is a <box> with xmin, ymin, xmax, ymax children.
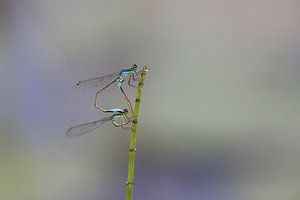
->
<box><xmin>128</xmin><ymin>71</ymin><xmax>142</xmax><ymax>88</ymax></box>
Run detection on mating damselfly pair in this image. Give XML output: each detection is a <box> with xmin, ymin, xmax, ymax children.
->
<box><xmin>66</xmin><ymin>64</ymin><xmax>149</xmax><ymax>137</ymax></box>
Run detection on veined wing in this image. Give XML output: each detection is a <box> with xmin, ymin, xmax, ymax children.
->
<box><xmin>74</xmin><ymin>71</ymin><xmax>120</xmax><ymax>90</ymax></box>
<box><xmin>66</xmin><ymin>116</ymin><xmax>112</xmax><ymax>137</ymax></box>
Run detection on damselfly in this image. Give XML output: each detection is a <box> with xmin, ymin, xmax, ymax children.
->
<box><xmin>66</xmin><ymin>108</ymin><xmax>131</xmax><ymax>137</ymax></box>
<box><xmin>74</xmin><ymin>64</ymin><xmax>142</xmax><ymax>115</ymax></box>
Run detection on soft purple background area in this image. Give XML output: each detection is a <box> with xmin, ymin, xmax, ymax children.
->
<box><xmin>1</xmin><ymin>0</ymin><xmax>300</xmax><ymax>200</ymax></box>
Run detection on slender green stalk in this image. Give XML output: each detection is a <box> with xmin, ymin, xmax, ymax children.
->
<box><xmin>126</xmin><ymin>66</ymin><xmax>149</xmax><ymax>200</ymax></box>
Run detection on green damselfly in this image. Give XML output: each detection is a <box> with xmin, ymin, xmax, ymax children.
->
<box><xmin>66</xmin><ymin>108</ymin><xmax>131</xmax><ymax>137</ymax></box>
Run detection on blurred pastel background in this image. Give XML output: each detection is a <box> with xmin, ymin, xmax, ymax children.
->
<box><xmin>1</xmin><ymin>0</ymin><xmax>300</xmax><ymax>199</ymax></box>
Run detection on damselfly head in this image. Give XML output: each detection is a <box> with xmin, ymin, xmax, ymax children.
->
<box><xmin>132</xmin><ymin>64</ymin><xmax>138</xmax><ymax>69</ymax></box>
<box><xmin>74</xmin><ymin>81</ymin><xmax>81</xmax><ymax>87</ymax></box>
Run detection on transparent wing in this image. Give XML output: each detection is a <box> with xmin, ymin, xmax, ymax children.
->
<box><xmin>66</xmin><ymin>116</ymin><xmax>112</xmax><ymax>137</ymax></box>
<box><xmin>74</xmin><ymin>71</ymin><xmax>120</xmax><ymax>91</ymax></box>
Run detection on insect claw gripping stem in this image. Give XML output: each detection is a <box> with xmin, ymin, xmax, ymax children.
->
<box><xmin>128</xmin><ymin>75</ymin><xmax>138</xmax><ymax>89</ymax></box>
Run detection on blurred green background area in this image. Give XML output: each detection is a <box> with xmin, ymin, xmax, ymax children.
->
<box><xmin>1</xmin><ymin>0</ymin><xmax>300</xmax><ymax>199</ymax></box>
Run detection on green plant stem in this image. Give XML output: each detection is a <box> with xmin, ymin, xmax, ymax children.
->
<box><xmin>126</xmin><ymin>66</ymin><xmax>149</xmax><ymax>200</ymax></box>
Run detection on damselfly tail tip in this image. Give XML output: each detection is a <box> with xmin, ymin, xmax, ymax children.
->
<box><xmin>65</xmin><ymin>127</ymin><xmax>75</xmax><ymax>138</ymax></box>
<box><xmin>74</xmin><ymin>81</ymin><xmax>81</xmax><ymax>88</ymax></box>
